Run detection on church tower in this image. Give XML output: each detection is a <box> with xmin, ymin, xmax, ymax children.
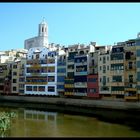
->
<box><xmin>38</xmin><ymin>18</ymin><xmax>49</xmax><ymax>47</ymax></box>
<box><xmin>38</xmin><ymin>17</ymin><xmax>48</xmax><ymax>37</ymax></box>
<box><xmin>24</xmin><ymin>17</ymin><xmax>49</xmax><ymax>50</ymax></box>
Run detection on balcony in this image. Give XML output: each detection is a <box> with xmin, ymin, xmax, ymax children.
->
<box><xmin>64</xmin><ymin>84</ymin><xmax>74</xmax><ymax>88</ymax></box>
<box><xmin>19</xmin><ymin>73</ymin><xmax>24</xmax><ymax>76</ymax></box>
<box><xmin>57</xmin><ymin>61</ymin><xmax>66</xmax><ymax>66</ymax></box>
<box><xmin>125</xmin><ymin>65</ymin><xmax>136</xmax><ymax>71</ymax></box>
<box><xmin>67</xmin><ymin>69</ymin><xmax>74</xmax><ymax>72</ymax></box>
<box><xmin>64</xmin><ymin>92</ymin><xmax>74</xmax><ymax>95</ymax></box>
<box><xmin>74</xmin><ymin>92</ymin><xmax>87</xmax><ymax>96</ymax></box>
<box><xmin>125</xmin><ymin>55</ymin><xmax>136</xmax><ymax>60</ymax></box>
<box><xmin>27</xmin><ymin>59</ymin><xmax>48</xmax><ymax>65</ymax></box>
<box><xmin>65</xmin><ymin>79</ymin><xmax>74</xmax><ymax>84</ymax></box>
<box><xmin>110</xmin><ymin>60</ymin><xmax>124</xmax><ymax>64</ymax></box>
<box><xmin>111</xmin><ymin>91</ymin><xmax>124</xmax><ymax>94</ymax></box>
<box><xmin>47</xmin><ymin>59</ymin><xmax>55</xmax><ymax>64</ymax></box>
<box><xmin>74</xmin><ymin>61</ymin><xmax>87</xmax><ymax>66</ymax></box>
<box><xmin>124</xmin><ymin>96</ymin><xmax>138</xmax><ymax>100</ymax></box>
<box><xmin>74</xmin><ymin>82</ymin><xmax>87</xmax><ymax>88</ymax></box>
<box><xmin>125</xmin><ymin>88</ymin><xmax>137</xmax><ymax>91</ymax></box>
<box><xmin>75</xmin><ymin>71</ymin><xmax>87</xmax><ymax>75</ymax></box>
<box><xmin>25</xmin><ymin>82</ymin><xmax>48</xmax><ymax>85</ymax></box>
<box><xmin>125</xmin><ymin>79</ymin><xmax>136</xmax><ymax>83</ymax></box>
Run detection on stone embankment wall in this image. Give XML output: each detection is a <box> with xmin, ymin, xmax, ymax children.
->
<box><xmin>0</xmin><ymin>95</ymin><xmax>140</xmax><ymax>111</ymax></box>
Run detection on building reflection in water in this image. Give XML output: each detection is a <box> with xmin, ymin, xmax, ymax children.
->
<box><xmin>16</xmin><ymin>109</ymin><xmax>58</xmax><ymax>137</ymax></box>
<box><xmin>24</xmin><ymin>109</ymin><xmax>57</xmax><ymax>122</ymax></box>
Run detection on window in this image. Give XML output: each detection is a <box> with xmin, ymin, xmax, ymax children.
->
<box><xmin>103</xmin><ymin>76</ymin><xmax>106</xmax><ymax>85</ymax></box>
<box><xmin>103</xmin><ymin>56</ymin><xmax>106</xmax><ymax>64</ymax></box>
<box><xmin>129</xmin><ymin>62</ymin><xmax>132</xmax><ymax>69</ymax></box>
<box><xmin>88</xmin><ymin>78</ymin><xmax>97</xmax><ymax>82</ymax></box>
<box><xmin>107</xmin><ymin>56</ymin><xmax>109</xmax><ymax>61</ymax></box>
<box><xmin>100</xmin><ymin>78</ymin><xmax>102</xmax><ymax>82</ymax></box>
<box><xmin>107</xmin><ymin>77</ymin><xmax>109</xmax><ymax>82</ymax></box>
<box><xmin>129</xmin><ymin>75</ymin><xmax>133</xmax><ymax>82</ymax></box>
<box><xmin>48</xmin><ymin>86</ymin><xmax>55</xmax><ymax>92</ymax></box>
<box><xmin>13</xmin><ymin>79</ymin><xmax>17</xmax><ymax>83</ymax></box>
<box><xmin>67</xmin><ymin>72</ymin><xmax>74</xmax><ymax>78</ymax></box>
<box><xmin>48</xmin><ymin>67</ymin><xmax>55</xmax><ymax>72</ymax></box>
<box><xmin>36</xmin><ymin>54</ymin><xmax>39</xmax><ymax>59</ymax></box>
<box><xmin>89</xmin><ymin>88</ymin><xmax>96</xmax><ymax>93</ymax></box>
<box><xmin>112</xmin><ymin>76</ymin><xmax>122</xmax><ymax>82</ymax></box>
<box><xmin>19</xmin><ymin>84</ymin><xmax>24</xmax><ymax>88</ymax></box>
<box><xmin>38</xmin><ymin>86</ymin><xmax>45</xmax><ymax>92</ymax></box>
<box><xmin>13</xmin><ymin>87</ymin><xmax>17</xmax><ymax>91</ymax></box>
<box><xmin>111</xmin><ymin>53</ymin><xmax>123</xmax><ymax>60</ymax></box>
<box><xmin>111</xmin><ymin>86</ymin><xmax>124</xmax><ymax>91</ymax></box>
<box><xmin>48</xmin><ymin>76</ymin><xmax>55</xmax><ymax>82</ymax></box>
<box><xmin>57</xmin><ymin>76</ymin><xmax>65</xmax><ymax>82</ymax></box>
<box><xmin>13</xmin><ymin>65</ymin><xmax>17</xmax><ymax>69</ymax></box>
<box><xmin>111</xmin><ymin>64</ymin><xmax>124</xmax><ymax>70</ymax></box>
<box><xmin>103</xmin><ymin>65</ymin><xmax>106</xmax><ymax>73</ymax></box>
<box><xmin>137</xmin><ymin>61</ymin><xmax>140</xmax><ymax>68</ymax></box>
<box><xmin>137</xmin><ymin>72</ymin><xmax>140</xmax><ymax>81</ymax></box>
<box><xmin>13</xmin><ymin>72</ymin><xmax>17</xmax><ymax>76</ymax></box>
<box><xmin>0</xmin><ymin>85</ymin><xmax>4</xmax><ymax>90</ymax></box>
<box><xmin>100</xmin><ymin>57</ymin><xmax>102</xmax><ymax>61</ymax></box>
<box><xmin>100</xmin><ymin>66</ymin><xmax>102</xmax><ymax>71</ymax></box>
<box><xmin>92</xmin><ymin>60</ymin><xmax>94</xmax><ymax>65</ymax></box>
<box><xmin>51</xmin><ymin>54</ymin><xmax>54</xmax><ymax>57</ymax></box>
<box><xmin>57</xmin><ymin>85</ymin><xmax>64</xmax><ymax>89</ymax></box>
<box><xmin>33</xmin><ymin>86</ymin><xmax>37</xmax><ymax>91</ymax></box>
<box><xmin>137</xmin><ymin>50</ymin><xmax>140</xmax><ymax>57</ymax></box>
<box><xmin>26</xmin><ymin>86</ymin><xmax>32</xmax><ymax>91</ymax></box>
<box><xmin>107</xmin><ymin>66</ymin><xmax>109</xmax><ymax>70</ymax></box>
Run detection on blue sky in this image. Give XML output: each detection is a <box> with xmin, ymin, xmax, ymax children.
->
<box><xmin>0</xmin><ymin>3</ymin><xmax>140</xmax><ymax>51</ymax></box>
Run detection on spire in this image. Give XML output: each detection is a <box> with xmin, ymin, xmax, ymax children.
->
<box><xmin>41</xmin><ymin>17</ymin><xmax>46</xmax><ymax>24</ymax></box>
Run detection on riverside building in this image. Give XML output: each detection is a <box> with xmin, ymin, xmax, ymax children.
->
<box><xmin>24</xmin><ymin>19</ymin><xmax>59</xmax><ymax>95</ymax></box>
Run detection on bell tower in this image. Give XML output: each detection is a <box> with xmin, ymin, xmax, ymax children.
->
<box><xmin>38</xmin><ymin>17</ymin><xmax>49</xmax><ymax>47</ymax></box>
<box><xmin>38</xmin><ymin>17</ymin><xmax>48</xmax><ymax>37</ymax></box>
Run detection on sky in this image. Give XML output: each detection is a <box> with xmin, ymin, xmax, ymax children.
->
<box><xmin>0</xmin><ymin>3</ymin><xmax>140</xmax><ymax>51</ymax></box>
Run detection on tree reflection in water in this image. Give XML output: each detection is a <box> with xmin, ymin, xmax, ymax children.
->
<box><xmin>0</xmin><ymin>112</ymin><xmax>16</xmax><ymax>137</ymax></box>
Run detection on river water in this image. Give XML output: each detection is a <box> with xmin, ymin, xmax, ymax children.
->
<box><xmin>0</xmin><ymin>106</ymin><xmax>140</xmax><ymax>137</ymax></box>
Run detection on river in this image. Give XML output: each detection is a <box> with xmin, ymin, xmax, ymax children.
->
<box><xmin>0</xmin><ymin>105</ymin><xmax>140</xmax><ymax>137</ymax></box>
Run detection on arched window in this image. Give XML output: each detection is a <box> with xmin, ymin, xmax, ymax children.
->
<box><xmin>36</xmin><ymin>54</ymin><xmax>39</xmax><ymax>59</ymax></box>
<box><xmin>42</xmin><ymin>27</ymin><xmax>44</xmax><ymax>32</ymax></box>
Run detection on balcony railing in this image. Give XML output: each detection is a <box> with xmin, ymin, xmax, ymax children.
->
<box><xmin>125</xmin><ymin>65</ymin><xmax>136</xmax><ymax>71</ymax></box>
<box><xmin>125</xmin><ymin>79</ymin><xmax>136</xmax><ymax>83</ymax></box>
<box><xmin>64</xmin><ymin>84</ymin><xmax>74</xmax><ymax>88</ymax></box>
<box><xmin>75</xmin><ymin>71</ymin><xmax>87</xmax><ymax>75</ymax></box>
<box><xmin>64</xmin><ymin>92</ymin><xmax>74</xmax><ymax>95</ymax></box>
<box><xmin>25</xmin><ymin>82</ymin><xmax>48</xmax><ymax>85</ymax></box>
<box><xmin>125</xmin><ymin>55</ymin><xmax>136</xmax><ymax>60</ymax></box>
<box><xmin>27</xmin><ymin>59</ymin><xmax>48</xmax><ymax>65</ymax></box>
<box><xmin>57</xmin><ymin>61</ymin><xmax>66</xmax><ymax>66</ymax></box>
<box><xmin>74</xmin><ymin>82</ymin><xmax>87</xmax><ymax>88</ymax></box>
<box><xmin>74</xmin><ymin>92</ymin><xmax>87</xmax><ymax>96</ymax></box>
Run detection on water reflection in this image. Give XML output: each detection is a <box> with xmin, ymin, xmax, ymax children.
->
<box><xmin>24</xmin><ymin>109</ymin><xmax>57</xmax><ymax>122</ymax></box>
<box><xmin>0</xmin><ymin>107</ymin><xmax>140</xmax><ymax>137</ymax></box>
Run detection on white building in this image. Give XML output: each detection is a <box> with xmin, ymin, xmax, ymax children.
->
<box><xmin>24</xmin><ymin>19</ymin><xmax>58</xmax><ymax>95</ymax></box>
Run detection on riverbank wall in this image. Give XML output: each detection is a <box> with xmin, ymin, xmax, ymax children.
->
<box><xmin>0</xmin><ymin>95</ymin><xmax>140</xmax><ymax>112</ymax></box>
